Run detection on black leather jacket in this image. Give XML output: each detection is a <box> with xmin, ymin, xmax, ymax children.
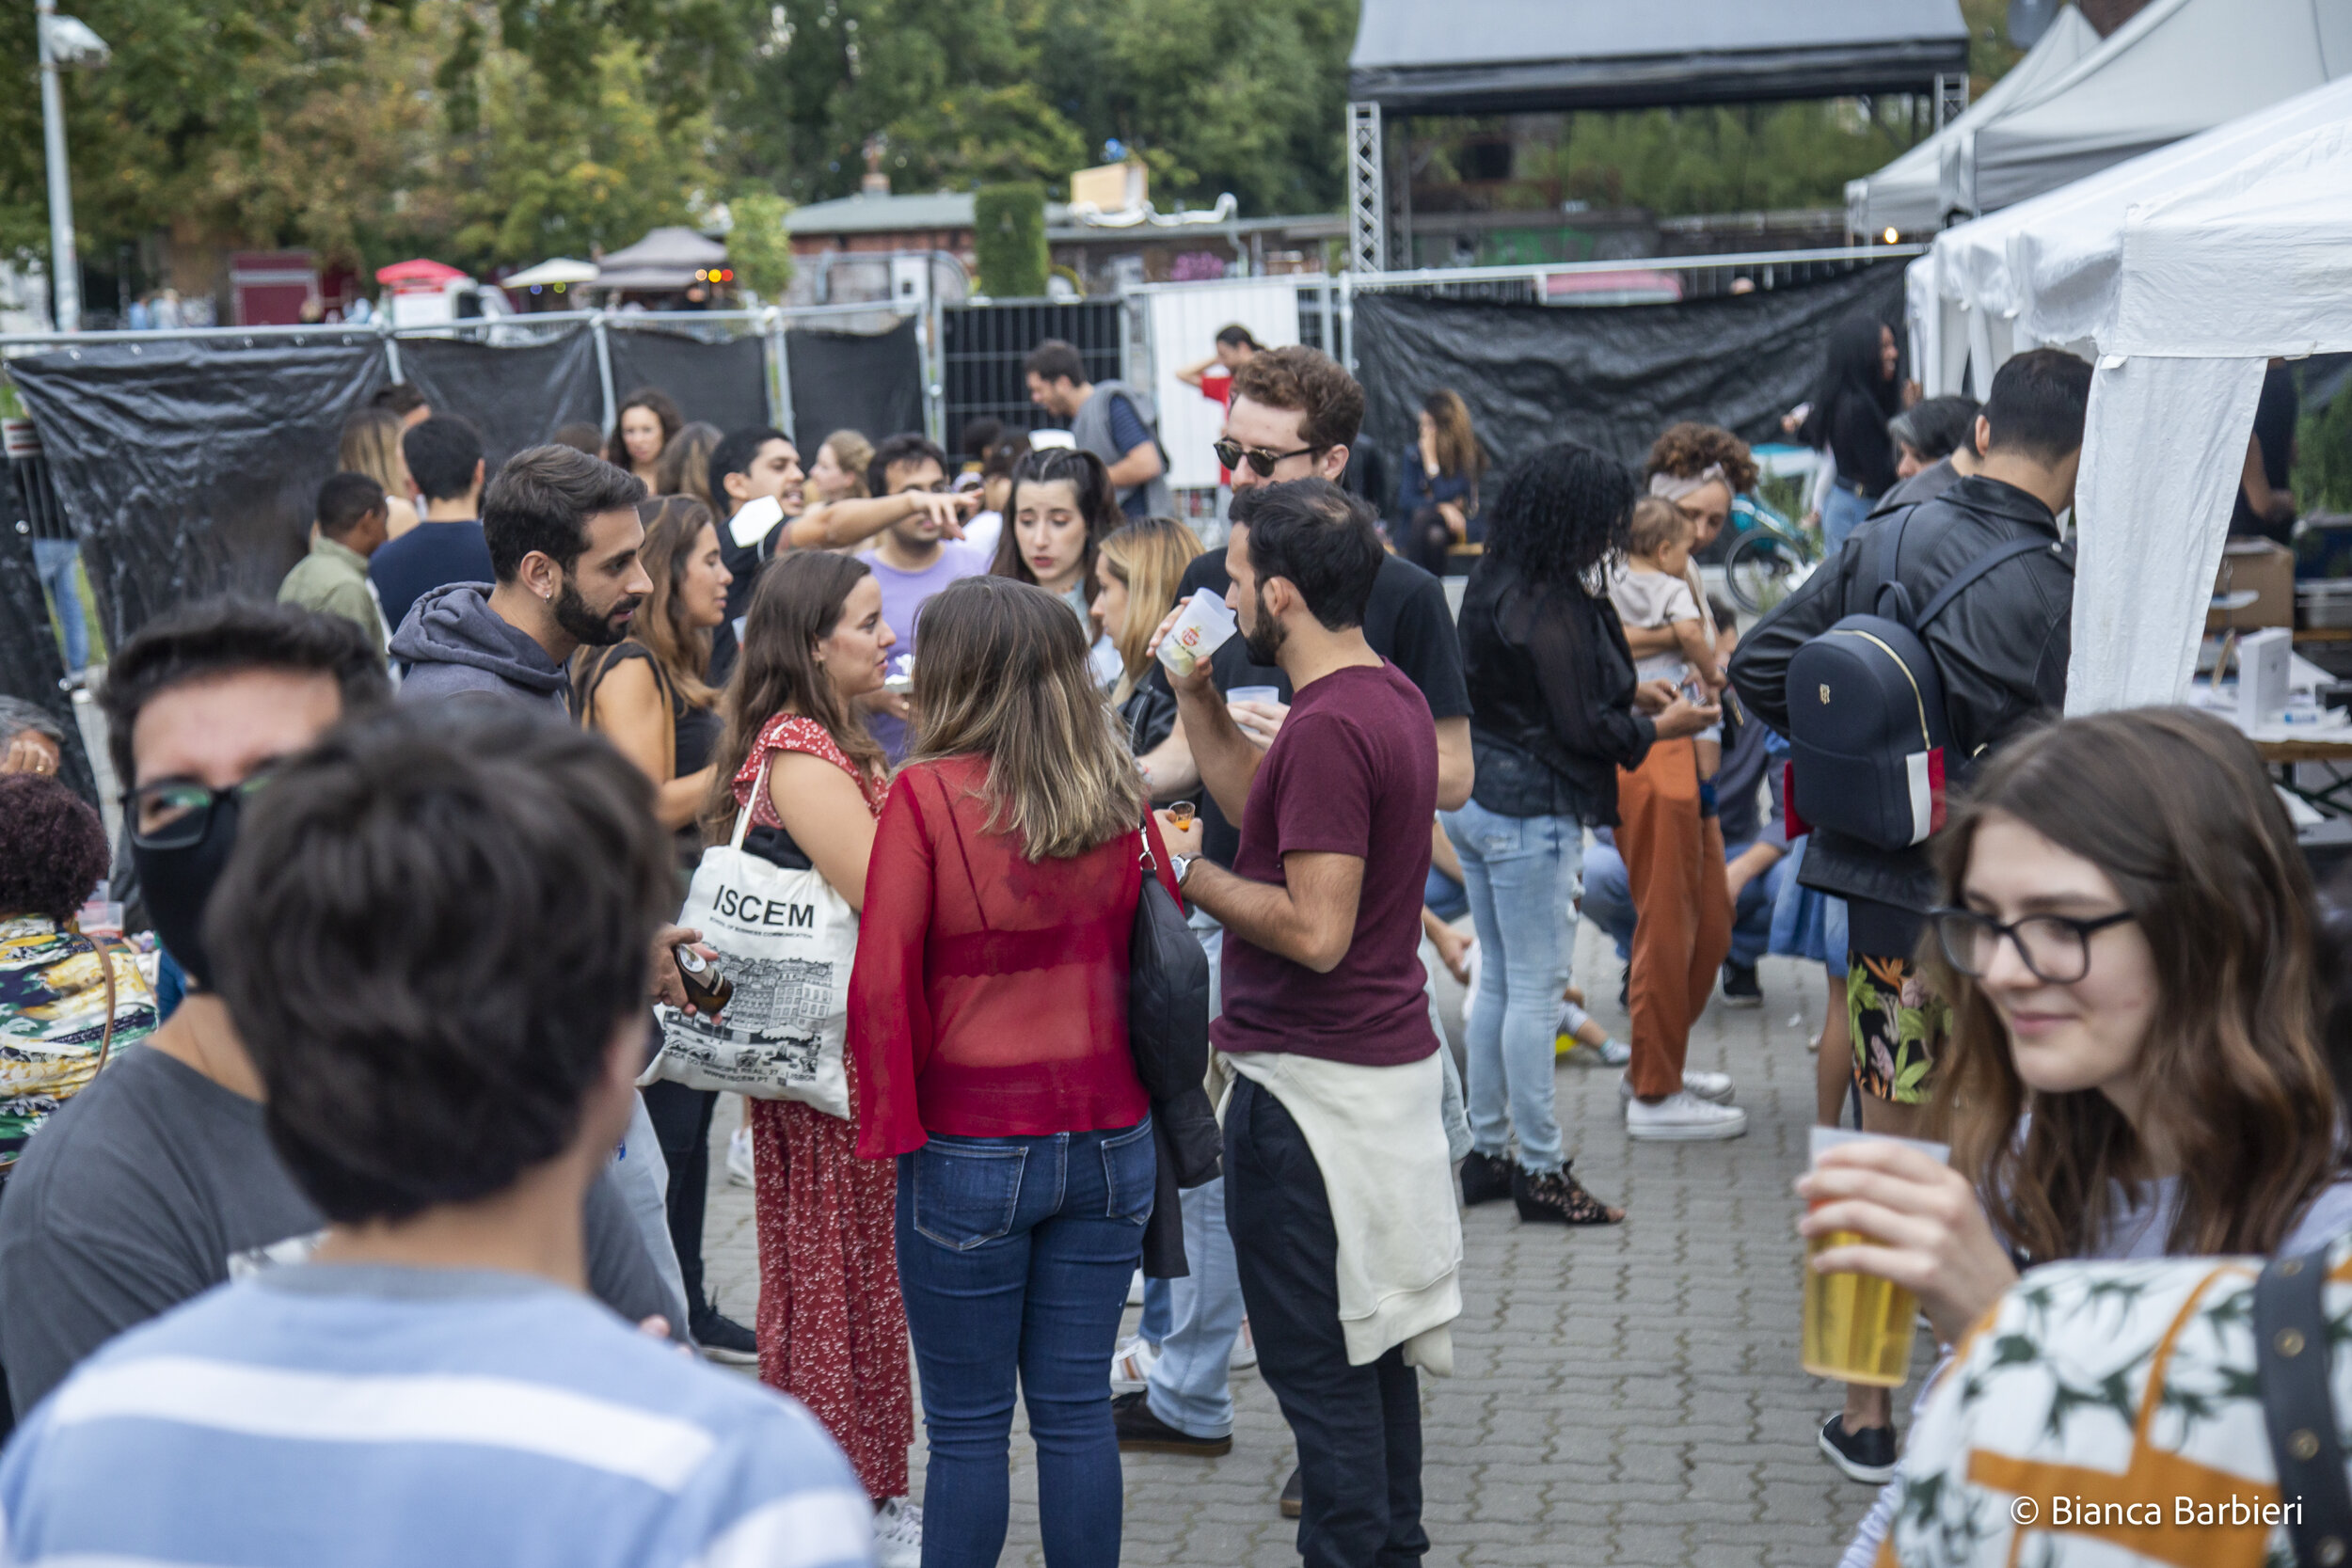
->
<box><xmin>1728</xmin><ymin>475</ymin><xmax>2074</xmax><ymax>911</ymax></box>
<box><xmin>1459</xmin><ymin>555</ymin><xmax>1656</xmax><ymax>825</ymax></box>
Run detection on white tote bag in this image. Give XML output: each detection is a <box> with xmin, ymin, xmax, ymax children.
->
<box><xmin>646</xmin><ymin>756</ymin><xmax>855</xmax><ymax>1118</ymax></box>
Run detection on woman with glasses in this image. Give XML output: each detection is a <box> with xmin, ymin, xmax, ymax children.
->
<box><xmin>1798</xmin><ymin>706</ymin><xmax>2352</xmax><ymax>1568</ymax></box>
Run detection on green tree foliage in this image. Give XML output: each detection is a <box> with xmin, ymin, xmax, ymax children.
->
<box><xmin>973</xmin><ymin>182</ymin><xmax>1048</xmax><ymax>297</ymax></box>
<box><xmin>725</xmin><ymin>191</ymin><xmax>796</xmax><ymax>302</ymax></box>
<box><xmin>449</xmin><ymin>41</ymin><xmax>717</xmax><ymax>266</ymax></box>
<box><xmin>1528</xmin><ymin>99</ymin><xmax>1931</xmax><ymax>217</ymax></box>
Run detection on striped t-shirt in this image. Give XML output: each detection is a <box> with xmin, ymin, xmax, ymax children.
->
<box><xmin>0</xmin><ymin>1264</ymin><xmax>873</xmax><ymax>1568</ymax></box>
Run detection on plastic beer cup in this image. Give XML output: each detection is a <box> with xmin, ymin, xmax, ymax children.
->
<box><xmin>1802</xmin><ymin>1126</ymin><xmax>1949</xmax><ymax>1387</ymax></box>
<box><xmin>1157</xmin><ymin>593</ymin><xmax>1238</xmax><ymax>677</ymax></box>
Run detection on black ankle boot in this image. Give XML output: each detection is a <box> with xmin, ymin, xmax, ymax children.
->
<box><xmin>1511</xmin><ymin>1162</ymin><xmax>1624</xmax><ymax>1226</ymax></box>
<box><xmin>1459</xmin><ymin>1148</ymin><xmax>1512</xmax><ymax>1207</ymax></box>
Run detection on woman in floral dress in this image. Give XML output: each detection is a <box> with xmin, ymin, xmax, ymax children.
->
<box><xmin>702</xmin><ymin>550</ymin><xmax>918</xmax><ymax>1563</ymax></box>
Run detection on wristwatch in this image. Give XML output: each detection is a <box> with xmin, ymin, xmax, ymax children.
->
<box><xmin>1171</xmin><ymin>853</ymin><xmax>1198</xmax><ymax>889</ymax></box>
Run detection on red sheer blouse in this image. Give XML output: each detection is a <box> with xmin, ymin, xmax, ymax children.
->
<box><xmin>847</xmin><ymin>754</ymin><xmax>1179</xmax><ymax>1159</ymax></box>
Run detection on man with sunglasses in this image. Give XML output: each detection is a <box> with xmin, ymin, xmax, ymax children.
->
<box><xmin>1116</xmin><ymin>348</ymin><xmax>1475</xmax><ymax>1523</ymax></box>
<box><xmin>0</xmin><ymin>599</ymin><xmax>685</xmax><ymax>1420</ymax></box>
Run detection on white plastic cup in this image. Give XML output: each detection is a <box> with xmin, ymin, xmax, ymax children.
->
<box><xmin>1228</xmin><ymin>685</ymin><xmax>1279</xmax><ymax>705</ymax></box>
<box><xmin>1158</xmin><ymin>593</ymin><xmax>1238</xmax><ymax>677</ymax></box>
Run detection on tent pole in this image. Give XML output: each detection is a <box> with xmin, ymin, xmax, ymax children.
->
<box><xmin>592</xmin><ymin>310</ymin><xmax>618</xmax><ymax>434</ymax></box>
<box><xmin>378</xmin><ymin>314</ymin><xmax>402</xmax><ymax>385</ymax></box>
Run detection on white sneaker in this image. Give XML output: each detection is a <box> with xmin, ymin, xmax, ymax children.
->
<box><xmin>1127</xmin><ymin>1268</ymin><xmax>1146</xmax><ymax>1307</ymax></box>
<box><xmin>872</xmin><ymin>1497</ymin><xmax>921</xmax><ymax>1568</ymax></box>
<box><xmin>1230</xmin><ymin>1317</ymin><xmax>1258</xmax><ymax>1370</ymax></box>
<box><xmin>1111</xmin><ymin>1334</ymin><xmax>1160</xmax><ymax>1394</ymax></box>
<box><xmin>1597</xmin><ymin>1037</ymin><xmax>1631</xmax><ymax>1067</ymax></box>
<box><xmin>726</xmin><ymin>1126</ymin><xmax>754</xmax><ymax>1187</ymax></box>
<box><xmin>1617</xmin><ymin>1069</ymin><xmax>1735</xmax><ymax>1104</ymax></box>
<box><xmin>1624</xmin><ymin>1088</ymin><xmax>1749</xmax><ymax>1141</ymax></box>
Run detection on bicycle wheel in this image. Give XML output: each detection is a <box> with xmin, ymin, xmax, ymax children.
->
<box><xmin>1724</xmin><ymin>530</ymin><xmax>1811</xmax><ymax>615</ymax></box>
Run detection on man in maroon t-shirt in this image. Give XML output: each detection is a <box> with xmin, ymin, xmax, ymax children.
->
<box><xmin>1158</xmin><ymin>479</ymin><xmax>1448</xmax><ymax>1566</ymax></box>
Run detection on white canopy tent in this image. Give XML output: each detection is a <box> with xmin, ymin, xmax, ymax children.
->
<box><xmin>1907</xmin><ymin>72</ymin><xmax>2352</xmax><ymax>398</ymax></box>
<box><xmin>1939</xmin><ymin>0</ymin><xmax>2352</xmax><ymax>220</ymax></box>
<box><xmin>1845</xmin><ymin>5</ymin><xmax>2100</xmax><ymax>239</ymax></box>
<box><xmin>2067</xmin><ymin>119</ymin><xmax>2352</xmax><ymax>714</ymax></box>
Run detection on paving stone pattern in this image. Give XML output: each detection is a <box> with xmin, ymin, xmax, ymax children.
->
<box><xmin>702</xmin><ymin>923</ymin><xmax>1926</xmax><ymax>1565</ymax></box>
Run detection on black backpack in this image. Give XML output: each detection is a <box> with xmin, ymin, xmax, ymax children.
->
<box><xmin>1786</xmin><ymin>509</ymin><xmax>2053</xmax><ymax>852</ymax></box>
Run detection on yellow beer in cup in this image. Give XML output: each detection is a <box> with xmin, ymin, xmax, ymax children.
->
<box><xmin>1802</xmin><ymin>1126</ymin><xmax>1948</xmax><ymax>1388</ymax></box>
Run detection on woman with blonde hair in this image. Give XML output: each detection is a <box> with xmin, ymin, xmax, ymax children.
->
<box><xmin>701</xmin><ymin>550</ymin><xmax>920</xmax><ymax>1562</ymax></box>
<box><xmin>849</xmin><ymin>574</ymin><xmax>1179</xmax><ymax>1568</ymax></box>
<box><xmin>1093</xmin><ymin>516</ymin><xmax>1204</xmax><ymax>752</ymax></box>
<box><xmin>338</xmin><ymin>407</ymin><xmax>420</xmax><ymax>540</ymax></box>
<box><xmin>654</xmin><ymin>420</ymin><xmax>723</xmax><ymax>509</ymax></box>
<box><xmin>806</xmin><ymin>430</ymin><xmax>874</xmax><ymax>504</ymax></box>
<box><xmin>1397</xmin><ymin>388</ymin><xmax>1485</xmax><ymax>574</ymax></box>
<box><xmin>605</xmin><ymin>387</ymin><xmax>684</xmax><ymax>489</ymax></box>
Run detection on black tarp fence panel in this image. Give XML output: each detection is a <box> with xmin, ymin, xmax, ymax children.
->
<box><xmin>1351</xmin><ymin>263</ymin><xmax>1909</xmax><ymax>503</ymax></box>
<box><xmin>0</xmin><ymin>464</ymin><xmax>94</xmax><ymax>803</ymax></box>
<box><xmin>607</xmin><ymin>325</ymin><xmax>771</xmax><ymax>438</ymax></box>
<box><xmin>9</xmin><ymin>335</ymin><xmax>387</xmax><ymax>648</ymax></box>
<box><xmin>787</xmin><ymin>320</ymin><xmax>923</xmax><ymax>451</ymax></box>
<box><xmin>395</xmin><ymin>326</ymin><xmax>605</xmax><ymax>472</ymax></box>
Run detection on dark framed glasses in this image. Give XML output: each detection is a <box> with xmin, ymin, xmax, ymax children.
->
<box><xmin>1928</xmin><ymin>906</ymin><xmax>2135</xmax><ymax>986</ymax></box>
<box><xmin>1213</xmin><ymin>438</ymin><xmax>1320</xmax><ymax>478</ymax></box>
<box><xmin>125</xmin><ymin>773</ymin><xmax>273</xmax><ymax>849</ymax></box>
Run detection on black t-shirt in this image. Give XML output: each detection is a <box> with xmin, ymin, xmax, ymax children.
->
<box><xmin>0</xmin><ymin>1048</ymin><xmax>678</xmax><ymax>1417</ymax></box>
<box><xmin>2229</xmin><ymin>364</ymin><xmax>2299</xmax><ymax>543</ymax></box>
<box><xmin>1148</xmin><ymin>551</ymin><xmax>1470</xmax><ymax>867</ymax></box>
<box><xmin>367</xmin><ymin>520</ymin><xmax>493</xmax><ymax>639</ymax></box>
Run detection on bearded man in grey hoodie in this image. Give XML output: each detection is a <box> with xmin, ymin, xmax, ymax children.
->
<box><xmin>390</xmin><ymin>444</ymin><xmax>650</xmax><ymax>707</ymax></box>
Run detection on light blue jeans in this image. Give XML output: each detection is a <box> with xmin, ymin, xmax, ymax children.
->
<box><xmin>1821</xmin><ymin>483</ymin><xmax>1872</xmax><ymax>555</ymax></box>
<box><xmin>1139</xmin><ymin>908</ymin><xmax>1248</xmax><ymax>1440</ymax></box>
<box><xmin>1442</xmin><ymin>800</ymin><xmax>1579</xmax><ymax>1175</ymax></box>
<box><xmin>33</xmin><ymin>536</ymin><xmax>87</xmax><ymax>673</ymax></box>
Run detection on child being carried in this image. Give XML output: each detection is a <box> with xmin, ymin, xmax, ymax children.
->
<box><xmin>1608</xmin><ymin>496</ymin><xmax>1723</xmax><ymax>779</ymax></box>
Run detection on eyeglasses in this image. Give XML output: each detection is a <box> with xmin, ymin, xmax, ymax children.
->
<box><xmin>124</xmin><ymin>772</ymin><xmax>274</xmax><ymax>849</ymax></box>
<box><xmin>1928</xmin><ymin>906</ymin><xmax>2135</xmax><ymax>986</ymax></box>
<box><xmin>1213</xmin><ymin>438</ymin><xmax>1321</xmax><ymax>478</ymax></box>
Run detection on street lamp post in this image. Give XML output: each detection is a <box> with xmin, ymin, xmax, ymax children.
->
<box><xmin>36</xmin><ymin>0</ymin><xmax>108</xmax><ymax>333</ymax></box>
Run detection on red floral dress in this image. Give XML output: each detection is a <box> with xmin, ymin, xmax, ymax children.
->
<box><xmin>731</xmin><ymin>713</ymin><xmax>911</xmax><ymax>1500</ymax></box>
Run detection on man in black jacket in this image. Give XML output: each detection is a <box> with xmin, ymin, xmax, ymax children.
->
<box><xmin>1730</xmin><ymin>346</ymin><xmax>2090</xmax><ymax>1128</ymax></box>
<box><xmin>1729</xmin><ymin>346</ymin><xmax>2089</xmax><ymax>1483</ymax></box>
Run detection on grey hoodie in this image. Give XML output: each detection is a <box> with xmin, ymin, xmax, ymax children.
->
<box><xmin>389</xmin><ymin>582</ymin><xmax>569</xmax><ymax>713</ymax></box>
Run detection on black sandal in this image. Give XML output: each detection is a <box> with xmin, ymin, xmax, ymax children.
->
<box><xmin>1512</xmin><ymin>1162</ymin><xmax>1625</xmax><ymax>1226</ymax></box>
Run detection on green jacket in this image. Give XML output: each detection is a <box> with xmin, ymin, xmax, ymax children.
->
<box><xmin>277</xmin><ymin>533</ymin><xmax>386</xmax><ymax>650</ymax></box>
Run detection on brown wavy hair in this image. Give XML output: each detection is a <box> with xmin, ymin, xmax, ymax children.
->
<box><xmin>1644</xmin><ymin>422</ymin><xmax>1758</xmax><ymax>495</ymax></box>
<box><xmin>655</xmin><ymin>421</ymin><xmax>722</xmax><ymax>508</ymax></box>
<box><xmin>578</xmin><ymin>496</ymin><xmax>720</xmax><ymax>711</ymax></box>
<box><xmin>1930</xmin><ymin>706</ymin><xmax>2342</xmax><ymax>1262</ymax></box>
<box><xmin>1422</xmin><ymin>388</ymin><xmax>1485</xmax><ymax>491</ymax></box>
<box><xmin>702</xmin><ymin>551</ymin><xmax>884</xmax><ymax>841</ymax></box>
<box><xmin>905</xmin><ymin>577</ymin><xmax>1146</xmax><ymax>861</ymax></box>
<box><xmin>605</xmin><ymin>388</ymin><xmax>683</xmax><ymax>471</ymax></box>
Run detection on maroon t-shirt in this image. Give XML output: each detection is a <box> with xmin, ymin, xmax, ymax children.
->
<box><xmin>1213</xmin><ymin>659</ymin><xmax>1440</xmax><ymax>1067</ymax></box>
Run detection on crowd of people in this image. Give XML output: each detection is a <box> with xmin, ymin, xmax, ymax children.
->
<box><xmin>3</xmin><ymin>303</ymin><xmax>2349</xmax><ymax>1568</ymax></box>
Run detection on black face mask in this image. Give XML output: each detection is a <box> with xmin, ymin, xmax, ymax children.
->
<box><xmin>131</xmin><ymin>788</ymin><xmax>242</xmax><ymax>993</ymax></box>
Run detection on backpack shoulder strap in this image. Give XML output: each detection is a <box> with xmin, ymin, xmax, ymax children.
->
<box><xmin>1870</xmin><ymin>506</ymin><xmax>1922</xmax><ymax>626</ymax></box>
<box><xmin>2254</xmin><ymin>1245</ymin><xmax>2352</xmax><ymax>1568</ymax></box>
<box><xmin>1915</xmin><ymin>535</ymin><xmax>2054</xmax><ymax>630</ymax></box>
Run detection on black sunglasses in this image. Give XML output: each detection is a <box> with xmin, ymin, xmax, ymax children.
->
<box><xmin>1213</xmin><ymin>438</ymin><xmax>1321</xmax><ymax>478</ymax></box>
<box><xmin>1928</xmin><ymin>906</ymin><xmax>2135</xmax><ymax>986</ymax></box>
<box><xmin>124</xmin><ymin>772</ymin><xmax>274</xmax><ymax>849</ymax></box>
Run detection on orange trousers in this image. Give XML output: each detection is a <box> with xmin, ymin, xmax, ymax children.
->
<box><xmin>1615</xmin><ymin>737</ymin><xmax>1731</xmax><ymax>1101</ymax></box>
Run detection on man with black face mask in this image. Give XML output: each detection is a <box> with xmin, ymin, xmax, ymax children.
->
<box><xmin>390</xmin><ymin>444</ymin><xmax>652</xmax><ymax>707</ymax></box>
<box><xmin>0</xmin><ymin>599</ymin><xmax>688</xmax><ymax>1420</ymax></box>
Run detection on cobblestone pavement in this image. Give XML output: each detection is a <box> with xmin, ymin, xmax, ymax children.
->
<box><xmin>702</xmin><ymin>921</ymin><xmax>1923</xmax><ymax>1565</ymax></box>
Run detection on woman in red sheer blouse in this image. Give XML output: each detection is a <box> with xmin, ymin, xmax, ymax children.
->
<box><xmin>700</xmin><ymin>552</ymin><xmax>920</xmax><ymax>1560</ymax></box>
<box><xmin>849</xmin><ymin>575</ymin><xmax>1178</xmax><ymax>1568</ymax></box>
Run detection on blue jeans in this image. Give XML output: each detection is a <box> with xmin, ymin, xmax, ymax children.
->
<box><xmin>32</xmin><ymin>536</ymin><xmax>87</xmax><ymax>673</ymax></box>
<box><xmin>1441</xmin><ymin>800</ymin><xmax>1577</xmax><ymax>1174</ymax></box>
<box><xmin>1582</xmin><ymin>836</ymin><xmax>1784</xmax><ymax>968</ymax></box>
<box><xmin>1141</xmin><ymin>908</ymin><xmax>1247</xmax><ymax>1439</ymax></box>
<box><xmin>1821</xmin><ymin>483</ymin><xmax>1872</xmax><ymax>554</ymax></box>
<box><xmin>897</xmin><ymin>1118</ymin><xmax>1153</xmax><ymax>1568</ymax></box>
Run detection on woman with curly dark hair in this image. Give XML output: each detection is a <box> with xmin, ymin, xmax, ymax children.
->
<box><xmin>0</xmin><ymin>775</ymin><xmax>155</xmax><ymax>1180</ymax></box>
<box><xmin>1444</xmin><ymin>442</ymin><xmax>1717</xmax><ymax>1225</ymax></box>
